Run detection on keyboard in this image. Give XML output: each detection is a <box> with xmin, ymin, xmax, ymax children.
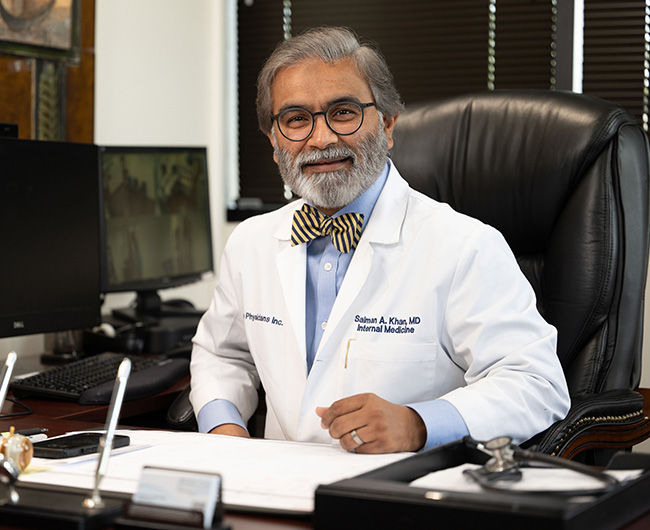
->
<box><xmin>9</xmin><ymin>352</ymin><xmax>189</xmax><ymax>405</ymax></box>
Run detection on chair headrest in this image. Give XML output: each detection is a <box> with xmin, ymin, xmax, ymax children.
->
<box><xmin>391</xmin><ymin>89</ymin><xmax>637</xmax><ymax>253</ymax></box>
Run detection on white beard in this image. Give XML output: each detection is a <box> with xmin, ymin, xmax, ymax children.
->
<box><xmin>273</xmin><ymin>121</ymin><xmax>389</xmax><ymax>209</ymax></box>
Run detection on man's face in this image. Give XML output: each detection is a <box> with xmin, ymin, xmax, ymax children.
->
<box><xmin>267</xmin><ymin>58</ymin><xmax>397</xmax><ymax>214</ymax></box>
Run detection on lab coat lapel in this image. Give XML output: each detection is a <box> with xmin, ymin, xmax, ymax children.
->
<box><xmin>315</xmin><ymin>165</ymin><xmax>409</xmax><ymax>361</ymax></box>
<box><xmin>275</xmin><ymin>203</ymin><xmax>308</xmax><ymax>370</ymax></box>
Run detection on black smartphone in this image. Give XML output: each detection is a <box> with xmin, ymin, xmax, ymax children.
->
<box><xmin>32</xmin><ymin>432</ymin><xmax>130</xmax><ymax>459</ymax></box>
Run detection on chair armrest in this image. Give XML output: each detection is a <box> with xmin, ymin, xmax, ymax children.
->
<box><xmin>526</xmin><ymin>389</ymin><xmax>650</xmax><ymax>459</ymax></box>
<box><xmin>165</xmin><ymin>385</ymin><xmax>267</xmax><ymax>436</ymax></box>
<box><xmin>166</xmin><ymin>385</ymin><xmax>198</xmax><ymax>431</ymax></box>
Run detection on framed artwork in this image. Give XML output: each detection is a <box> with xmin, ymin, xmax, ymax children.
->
<box><xmin>0</xmin><ymin>0</ymin><xmax>79</xmax><ymax>61</ymax></box>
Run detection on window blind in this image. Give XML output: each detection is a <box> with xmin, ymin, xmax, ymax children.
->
<box><xmin>492</xmin><ymin>0</ymin><xmax>556</xmax><ymax>89</ymax></box>
<box><xmin>236</xmin><ymin>0</ymin><xmax>489</xmax><ymax>210</ymax></box>
<box><xmin>582</xmin><ymin>0</ymin><xmax>647</xmax><ymax>124</ymax></box>
<box><xmin>235</xmin><ymin>0</ymin><xmax>648</xmax><ymax>212</ymax></box>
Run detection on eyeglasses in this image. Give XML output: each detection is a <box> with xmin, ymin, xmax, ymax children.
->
<box><xmin>271</xmin><ymin>101</ymin><xmax>377</xmax><ymax>142</ymax></box>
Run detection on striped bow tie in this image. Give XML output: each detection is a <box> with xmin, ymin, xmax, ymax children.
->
<box><xmin>291</xmin><ymin>204</ymin><xmax>364</xmax><ymax>253</ymax></box>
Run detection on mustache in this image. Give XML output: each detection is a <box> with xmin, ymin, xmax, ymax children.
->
<box><xmin>294</xmin><ymin>145</ymin><xmax>357</xmax><ymax>168</ymax></box>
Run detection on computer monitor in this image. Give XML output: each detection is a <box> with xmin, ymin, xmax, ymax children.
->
<box><xmin>0</xmin><ymin>138</ymin><xmax>101</xmax><ymax>338</ymax></box>
<box><xmin>98</xmin><ymin>146</ymin><xmax>213</xmax><ymax>322</ymax></box>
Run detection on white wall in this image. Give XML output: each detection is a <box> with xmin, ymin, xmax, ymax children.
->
<box><xmin>0</xmin><ymin>0</ymin><xmax>229</xmax><ymax>359</ymax></box>
<box><xmin>94</xmin><ymin>0</ymin><xmax>226</xmax><ymax>314</ymax></box>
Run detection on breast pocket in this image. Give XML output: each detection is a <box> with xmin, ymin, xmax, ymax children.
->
<box><xmin>343</xmin><ymin>341</ymin><xmax>438</xmax><ymax>404</ymax></box>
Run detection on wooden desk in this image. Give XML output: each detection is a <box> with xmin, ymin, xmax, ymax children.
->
<box><xmin>3</xmin><ymin>350</ymin><xmax>195</xmax><ymax>434</ymax></box>
<box><xmin>1</xmin><ymin>376</ymin><xmax>188</xmax><ymax>436</ymax></box>
<box><xmin>4</xmin><ymin>391</ymin><xmax>650</xmax><ymax>530</ymax></box>
<box><xmin>1</xmin><ymin>361</ymin><xmax>310</xmax><ymax>529</ymax></box>
<box><xmin>2</xmin><ymin>361</ymin><xmax>650</xmax><ymax>529</ymax></box>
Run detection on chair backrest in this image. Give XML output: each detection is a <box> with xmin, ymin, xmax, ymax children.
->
<box><xmin>391</xmin><ymin>89</ymin><xmax>650</xmax><ymax>396</ymax></box>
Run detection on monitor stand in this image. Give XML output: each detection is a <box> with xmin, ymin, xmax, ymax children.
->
<box><xmin>110</xmin><ymin>290</ymin><xmax>203</xmax><ymax>354</ymax></box>
<box><xmin>112</xmin><ymin>290</ymin><xmax>204</xmax><ymax>323</ymax></box>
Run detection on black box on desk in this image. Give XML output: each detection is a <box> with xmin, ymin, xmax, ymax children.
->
<box><xmin>143</xmin><ymin>315</ymin><xmax>199</xmax><ymax>353</ymax></box>
<box><xmin>84</xmin><ymin>315</ymin><xmax>198</xmax><ymax>356</ymax></box>
<box><xmin>314</xmin><ymin>439</ymin><xmax>650</xmax><ymax>530</ymax></box>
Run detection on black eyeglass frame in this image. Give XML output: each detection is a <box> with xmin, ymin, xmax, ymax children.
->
<box><xmin>271</xmin><ymin>101</ymin><xmax>377</xmax><ymax>142</ymax></box>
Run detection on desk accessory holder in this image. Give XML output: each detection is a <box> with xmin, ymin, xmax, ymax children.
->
<box><xmin>0</xmin><ymin>484</ymin><xmax>124</xmax><ymax>530</ymax></box>
<box><xmin>113</xmin><ymin>466</ymin><xmax>229</xmax><ymax>530</ymax></box>
<box><xmin>83</xmin><ymin>357</ymin><xmax>131</xmax><ymax>509</ymax></box>
<box><xmin>314</xmin><ymin>436</ymin><xmax>650</xmax><ymax>530</ymax></box>
<box><xmin>0</xmin><ymin>453</ymin><xmax>20</xmax><ymax>505</ymax></box>
<box><xmin>0</xmin><ymin>352</ymin><xmax>21</xmax><ymax>504</ymax></box>
<box><xmin>114</xmin><ymin>502</ymin><xmax>231</xmax><ymax>530</ymax></box>
<box><xmin>0</xmin><ymin>356</ymin><xmax>132</xmax><ymax>529</ymax></box>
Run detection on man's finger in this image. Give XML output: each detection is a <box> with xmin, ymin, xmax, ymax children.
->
<box><xmin>316</xmin><ymin>393</ymin><xmax>370</xmax><ymax>427</ymax></box>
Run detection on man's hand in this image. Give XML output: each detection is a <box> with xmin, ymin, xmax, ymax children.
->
<box><xmin>208</xmin><ymin>423</ymin><xmax>250</xmax><ymax>438</ymax></box>
<box><xmin>315</xmin><ymin>393</ymin><xmax>426</xmax><ymax>453</ymax></box>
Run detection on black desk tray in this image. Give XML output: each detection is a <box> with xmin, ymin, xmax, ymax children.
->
<box><xmin>113</xmin><ymin>500</ymin><xmax>230</xmax><ymax>530</ymax></box>
<box><xmin>0</xmin><ymin>484</ymin><xmax>123</xmax><ymax>530</ymax></box>
<box><xmin>314</xmin><ymin>439</ymin><xmax>650</xmax><ymax>530</ymax></box>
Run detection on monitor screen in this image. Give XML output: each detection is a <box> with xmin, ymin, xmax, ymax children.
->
<box><xmin>0</xmin><ymin>138</ymin><xmax>101</xmax><ymax>338</ymax></box>
<box><xmin>98</xmin><ymin>146</ymin><xmax>213</xmax><ymax>317</ymax></box>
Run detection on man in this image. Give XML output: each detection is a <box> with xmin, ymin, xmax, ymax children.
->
<box><xmin>190</xmin><ymin>26</ymin><xmax>570</xmax><ymax>454</ymax></box>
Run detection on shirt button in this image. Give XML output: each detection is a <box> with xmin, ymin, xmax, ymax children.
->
<box><xmin>324</xmin><ymin>262</ymin><xmax>333</xmax><ymax>271</ymax></box>
<box><xmin>321</xmin><ymin>321</ymin><xmax>328</xmax><ymax>330</ymax></box>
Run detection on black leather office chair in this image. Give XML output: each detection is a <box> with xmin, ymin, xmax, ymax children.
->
<box><xmin>390</xmin><ymin>89</ymin><xmax>650</xmax><ymax>462</ymax></box>
<box><xmin>169</xmin><ymin>90</ymin><xmax>650</xmax><ymax>462</ymax></box>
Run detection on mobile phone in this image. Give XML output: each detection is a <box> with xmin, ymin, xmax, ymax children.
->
<box><xmin>32</xmin><ymin>432</ymin><xmax>130</xmax><ymax>459</ymax></box>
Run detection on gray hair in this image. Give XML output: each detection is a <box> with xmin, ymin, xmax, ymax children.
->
<box><xmin>256</xmin><ymin>26</ymin><xmax>404</xmax><ymax>135</ymax></box>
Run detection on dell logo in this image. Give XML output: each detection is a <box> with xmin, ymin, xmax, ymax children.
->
<box><xmin>13</xmin><ymin>321</ymin><xmax>25</xmax><ymax>329</ymax></box>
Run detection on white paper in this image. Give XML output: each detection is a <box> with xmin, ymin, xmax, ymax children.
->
<box><xmin>410</xmin><ymin>463</ymin><xmax>643</xmax><ymax>495</ymax></box>
<box><xmin>19</xmin><ymin>430</ymin><xmax>410</xmax><ymax>513</ymax></box>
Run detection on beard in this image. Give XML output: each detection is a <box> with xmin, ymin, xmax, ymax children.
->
<box><xmin>273</xmin><ymin>122</ymin><xmax>389</xmax><ymax>209</ymax></box>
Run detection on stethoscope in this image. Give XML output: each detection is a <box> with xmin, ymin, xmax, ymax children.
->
<box><xmin>463</xmin><ymin>436</ymin><xmax>620</xmax><ymax>496</ymax></box>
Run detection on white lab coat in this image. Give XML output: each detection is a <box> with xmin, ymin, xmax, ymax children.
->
<box><xmin>190</xmin><ymin>163</ymin><xmax>570</xmax><ymax>444</ymax></box>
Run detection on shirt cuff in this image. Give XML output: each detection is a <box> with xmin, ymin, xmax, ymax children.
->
<box><xmin>407</xmin><ymin>399</ymin><xmax>469</xmax><ymax>451</ymax></box>
<box><xmin>197</xmin><ymin>399</ymin><xmax>248</xmax><ymax>434</ymax></box>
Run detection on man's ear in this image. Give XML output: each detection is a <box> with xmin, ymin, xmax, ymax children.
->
<box><xmin>267</xmin><ymin>132</ymin><xmax>279</xmax><ymax>163</ymax></box>
<box><xmin>383</xmin><ymin>115</ymin><xmax>398</xmax><ymax>150</ymax></box>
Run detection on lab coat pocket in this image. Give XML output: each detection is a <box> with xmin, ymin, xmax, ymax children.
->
<box><xmin>343</xmin><ymin>341</ymin><xmax>437</xmax><ymax>404</ymax></box>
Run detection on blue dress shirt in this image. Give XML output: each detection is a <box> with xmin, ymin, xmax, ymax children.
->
<box><xmin>304</xmin><ymin>163</ymin><xmax>388</xmax><ymax>371</ymax></box>
<box><xmin>198</xmin><ymin>161</ymin><xmax>469</xmax><ymax>450</ymax></box>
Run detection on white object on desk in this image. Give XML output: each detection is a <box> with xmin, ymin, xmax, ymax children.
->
<box><xmin>83</xmin><ymin>357</ymin><xmax>131</xmax><ymax>510</ymax></box>
<box><xmin>20</xmin><ymin>429</ymin><xmax>410</xmax><ymax>513</ymax></box>
<box><xmin>410</xmin><ymin>463</ymin><xmax>643</xmax><ymax>495</ymax></box>
<box><xmin>0</xmin><ymin>351</ymin><xmax>17</xmax><ymax>413</ymax></box>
